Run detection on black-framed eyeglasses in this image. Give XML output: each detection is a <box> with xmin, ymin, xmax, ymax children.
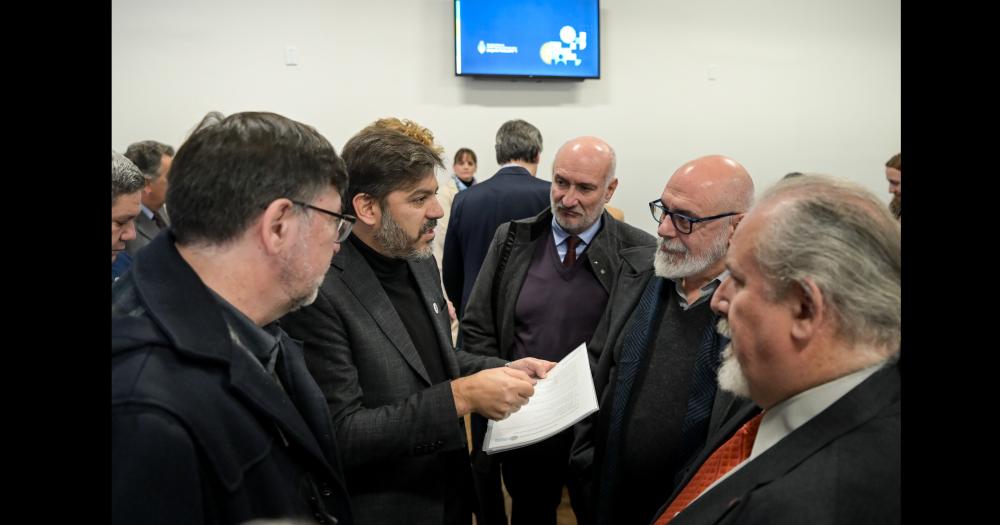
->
<box><xmin>291</xmin><ymin>200</ymin><xmax>356</xmax><ymax>242</ymax></box>
<box><xmin>648</xmin><ymin>199</ymin><xmax>739</xmax><ymax>235</ymax></box>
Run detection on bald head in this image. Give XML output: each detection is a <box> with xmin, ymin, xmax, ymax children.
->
<box><xmin>550</xmin><ymin>136</ymin><xmax>619</xmax><ymax>234</ymax></box>
<box><xmin>553</xmin><ymin>136</ymin><xmax>616</xmax><ymax>185</ymax></box>
<box><xmin>668</xmin><ymin>155</ymin><xmax>754</xmax><ymax>213</ymax></box>
<box><xmin>653</xmin><ymin>155</ymin><xmax>754</xmax><ymax>285</ymax></box>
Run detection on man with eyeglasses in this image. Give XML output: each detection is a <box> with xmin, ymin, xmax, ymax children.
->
<box><xmin>569</xmin><ymin>155</ymin><xmax>755</xmax><ymax>525</ymax></box>
<box><xmin>112</xmin><ymin>112</ymin><xmax>354</xmax><ymax>525</ymax></box>
<box><xmin>280</xmin><ymin>125</ymin><xmax>555</xmax><ymax>525</ymax></box>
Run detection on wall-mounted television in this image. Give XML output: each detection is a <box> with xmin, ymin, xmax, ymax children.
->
<box><xmin>455</xmin><ymin>0</ymin><xmax>600</xmax><ymax>80</ymax></box>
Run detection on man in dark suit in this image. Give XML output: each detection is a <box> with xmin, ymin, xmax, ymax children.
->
<box><xmin>111</xmin><ymin>150</ymin><xmax>144</xmax><ymax>282</ymax></box>
<box><xmin>650</xmin><ymin>175</ymin><xmax>901</xmax><ymax>525</ymax></box>
<box><xmin>460</xmin><ymin>136</ymin><xmax>656</xmax><ymax>525</ymax></box>
<box><xmin>279</xmin><ymin>125</ymin><xmax>555</xmax><ymax>525</ymax></box>
<box><xmin>112</xmin><ymin>111</ymin><xmax>355</xmax><ymax>525</ymax></box>
<box><xmin>569</xmin><ymin>156</ymin><xmax>755</xmax><ymax>525</ymax></box>
<box><xmin>443</xmin><ymin>119</ymin><xmax>551</xmax><ymax>317</ymax></box>
<box><xmin>124</xmin><ymin>140</ymin><xmax>175</xmax><ymax>256</ymax></box>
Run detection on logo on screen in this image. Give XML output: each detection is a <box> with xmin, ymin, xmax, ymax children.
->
<box><xmin>539</xmin><ymin>25</ymin><xmax>587</xmax><ymax>66</ymax></box>
<box><xmin>478</xmin><ymin>40</ymin><xmax>486</xmax><ymax>54</ymax></box>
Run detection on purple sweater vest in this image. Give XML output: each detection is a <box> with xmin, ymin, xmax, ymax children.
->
<box><xmin>511</xmin><ymin>229</ymin><xmax>608</xmax><ymax>362</ymax></box>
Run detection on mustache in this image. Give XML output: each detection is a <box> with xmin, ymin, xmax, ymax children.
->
<box><xmin>659</xmin><ymin>237</ymin><xmax>688</xmax><ymax>254</ymax></box>
<box><xmin>420</xmin><ymin>219</ymin><xmax>437</xmax><ymax>235</ymax></box>
<box><xmin>716</xmin><ymin>318</ymin><xmax>731</xmax><ymax>338</ymax></box>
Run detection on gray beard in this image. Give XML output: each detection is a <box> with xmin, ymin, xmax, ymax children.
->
<box><xmin>280</xmin><ymin>229</ymin><xmax>323</xmax><ymax>313</ymax></box>
<box><xmin>716</xmin><ymin>319</ymin><xmax>751</xmax><ymax>398</ymax></box>
<box><xmin>653</xmin><ymin>233</ymin><xmax>727</xmax><ymax>279</ymax></box>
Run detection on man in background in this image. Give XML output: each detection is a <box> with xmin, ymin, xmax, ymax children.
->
<box><xmin>885</xmin><ymin>152</ymin><xmax>901</xmax><ymax>220</ymax></box>
<box><xmin>124</xmin><ymin>140</ymin><xmax>175</xmax><ymax>255</ymax></box>
<box><xmin>111</xmin><ymin>150</ymin><xmax>145</xmax><ymax>282</ymax></box>
<box><xmin>443</xmin><ymin>119</ymin><xmax>550</xmax><ymax>318</ymax></box>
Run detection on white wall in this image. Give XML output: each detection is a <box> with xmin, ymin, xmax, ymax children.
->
<box><xmin>112</xmin><ymin>0</ymin><xmax>900</xmax><ymax>236</ymax></box>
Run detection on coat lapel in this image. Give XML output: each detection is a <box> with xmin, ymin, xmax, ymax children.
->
<box><xmin>336</xmin><ymin>241</ymin><xmax>432</xmax><ymax>385</ymax></box>
<box><xmin>226</xmin><ymin>340</ymin><xmax>334</xmax><ymax>473</ymax></box>
<box><xmin>670</xmin><ymin>366</ymin><xmax>900</xmax><ymax>525</ymax></box>
<box><xmin>609</xmin><ymin>251</ymin><xmax>657</xmax><ymax>362</ymax></box>
<box><xmin>409</xmin><ymin>257</ymin><xmax>460</xmax><ymax>378</ymax></box>
<box><xmin>579</xmin><ymin>212</ymin><xmax>617</xmax><ymax>293</ymax></box>
<box><xmin>134</xmin><ymin>212</ymin><xmax>159</xmax><ymax>241</ymax></box>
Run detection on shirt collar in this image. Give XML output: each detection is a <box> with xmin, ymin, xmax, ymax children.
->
<box><xmin>140</xmin><ymin>204</ymin><xmax>154</xmax><ymax>220</ymax></box>
<box><xmin>751</xmin><ymin>361</ymin><xmax>887</xmax><ymax>459</ymax></box>
<box><xmin>207</xmin><ymin>287</ymin><xmax>281</xmax><ymax>367</ymax></box>
<box><xmin>551</xmin><ymin>214</ymin><xmax>603</xmax><ymax>248</ymax></box>
<box><xmin>671</xmin><ymin>269</ymin><xmax>729</xmax><ymax>309</ymax></box>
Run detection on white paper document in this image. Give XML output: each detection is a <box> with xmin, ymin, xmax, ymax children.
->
<box><xmin>483</xmin><ymin>343</ymin><xmax>599</xmax><ymax>454</ymax></box>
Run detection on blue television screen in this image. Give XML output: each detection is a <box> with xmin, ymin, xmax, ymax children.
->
<box><xmin>455</xmin><ymin>0</ymin><xmax>600</xmax><ymax>79</ymax></box>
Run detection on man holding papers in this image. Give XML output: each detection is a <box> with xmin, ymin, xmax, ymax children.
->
<box><xmin>460</xmin><ymin>136</ymin><xmax>655</xmax><ymax>525</ymax></box>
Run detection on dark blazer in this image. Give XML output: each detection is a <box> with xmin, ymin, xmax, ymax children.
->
<box><xmin>112</xmin><ymin>232</ymin><xmax>352</xmax><ymax>525</ymax></box>
<box><xmin>569</xmin><ymin>245</ymin><xmax>746</xmax><ymax>525</ymax></box>
<box><xmin>652</xmin><ymin>364</ymin><xmax>901</xmax><ymax>525</ymax></box>
<box><xmin>279</xmin><ymin>237</ymin><xmax>507</xmax><ymax>525</ymax></box>
<box><xmin>442</xmin><ymin>166</ymin><xmax>551</xmax><ymax>315</ymax></box>
<box><xmin>125</xmin><ymin>208</ymin><xmax>167</xmax><ymax>257</ymax></box>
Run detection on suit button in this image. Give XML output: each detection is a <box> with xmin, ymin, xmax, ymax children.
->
<box><xmin>322</xmin><ymin>488</ymin><xmax>332</xmax><ymax>496</ymax></box>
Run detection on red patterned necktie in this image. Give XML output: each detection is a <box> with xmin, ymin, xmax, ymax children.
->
<box><xmin>563</xmin><ymin>235</ymin><xmax>580</xmax><ymax>267</ymax></box>
<box><xmin>654</xmin><ymin>411</ymin><xmax>765</xmax><ymax>524</ymax></box>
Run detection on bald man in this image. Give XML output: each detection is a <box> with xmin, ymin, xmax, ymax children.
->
<box><xmin>569</xmin><ymin>155</ymin><xmax>756</xmax><ymax>525</ymax></box>
<box><xmin>461</xmin><ymin>137</ymin><xmax>656</xmax><ymax>525</ymax></box>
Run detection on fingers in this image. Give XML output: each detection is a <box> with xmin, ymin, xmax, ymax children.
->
<box><xmin>507</xmin><ymin>358</ymin><xmax>557</xmax><ymax>379</ymax></box>
<box><xmin>500</xmin><ymin>366</ymin><xmax>535</xmax><ymax>384</ymax></box>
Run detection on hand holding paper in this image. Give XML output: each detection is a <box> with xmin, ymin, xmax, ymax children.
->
<box><xmin>484</xmin><ymin>343</ymin><xmax>599</xmax><ymax>454</ymax></box>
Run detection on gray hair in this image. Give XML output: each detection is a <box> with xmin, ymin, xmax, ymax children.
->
<box><xmin>604</xmin><ymin>145</ymin><xmax>617</xmax><ymax>185</ymax></box>
<box><xmin>112</xmin><ymin>150</ymin><xmax>146</xmax><ymax>206</ymax></box>
<box><xmin>754</xmin><ymin>175</ymin><xmax>901</xmax><ymax>354</ymax></box>
<box><xmin>124</xmin><ymin>140</ymin><xmax>175</xmax><ymax>182</ymax></box>
<box><xmin>495</xmin><ymin>119</ymin><xmax>543</xmax><ymax>164</ymax></box>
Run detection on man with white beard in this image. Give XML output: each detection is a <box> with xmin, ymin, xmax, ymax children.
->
<box><xmin>569</xmin><ymin>155</ymin><xmax>754</xmax><ymax>525</ymax></box>
<box><xmin>649</xmin><ymin>175</ymin><xmax>900</xmax><ymax>525</ymax></box>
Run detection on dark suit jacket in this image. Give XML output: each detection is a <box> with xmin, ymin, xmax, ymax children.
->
<box><xmin>569</xmin><ymin>245</ymin><xmax>746</xmax><ymax>525</ymax></box>
<box><xmin>112</xmin><ymin>232</ymin><xmax>352</xmax><ymax>525</ymax></box>
<box><xmin>652</xmin><ymin>364</ymin><xmax>901</xmax><ymax>525</ymax></box>
<box><xmin>279</xmin><ymin>237</ymin><xmax>507</xmax><ymax>525</ymax></box>
<box><xmin>442</xmin><ymin>166</ymin><xmax>551</xmax><ymax>315</ymax></box>
<box><xmin>125</xmin><ymin>208</ymin><xmax>167</xmax><ymax>257</ymax></box>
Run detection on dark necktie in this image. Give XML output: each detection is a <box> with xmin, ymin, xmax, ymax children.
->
<box><xmin>596</xmin><ymin>276</ymin><xmax>666</xmax><ymax>524</ymax></box>
<box><xmin>654</xmin><ymin>411</ymin><xmax>765</xmax><ymax>524</ymax></box>
<box><xmin>563</xmin><ymin>235</ymin><xmax>580</xmax><ymax>267</ymax></box>
<box><xmin>152</xmin><ymin>211</ymin><xmax>167</xmax><ymax>229</ymax></box>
